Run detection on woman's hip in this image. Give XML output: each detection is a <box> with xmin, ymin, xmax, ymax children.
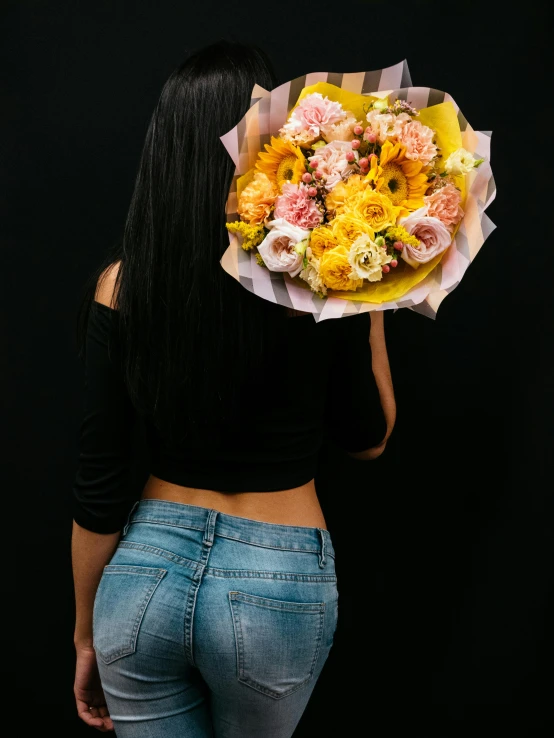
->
<box><xmin>93</xmin><ymin>498</ymin><xmax>339</xmax><ymax>706</ymax></box>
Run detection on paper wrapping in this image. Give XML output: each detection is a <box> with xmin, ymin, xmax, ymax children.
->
<box><xmin>219</xmin><ymin>61</ymin><xmax>496</xmax><ymax>322</ymax></box>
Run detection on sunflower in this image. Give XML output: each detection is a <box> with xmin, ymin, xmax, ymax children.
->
<box><xmin>367</xmin><ymin>141</ymin><xmax>429</xmax><ymax>211</ymax></box>
<box><xmin>255</xmin><ymin>136</ymin><xmax>307</xmax><ymax>191</ymax></box>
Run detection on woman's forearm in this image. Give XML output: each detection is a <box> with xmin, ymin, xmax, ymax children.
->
<box><xmin>72</xmin><ymin>521</ymin><xmax>120</xmax><ymax>647</ymax></box>
<box><xmin>369</xmin><ymin>311</ymin><xmax>396</xmax><ymax>443</ymax></box>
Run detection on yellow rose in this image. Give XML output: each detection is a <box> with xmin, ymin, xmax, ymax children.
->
<box><xmin>309</xmin><ymin>225</ymin><xmax>337</xmax><ymax>259</ymax></box>
<box><xmin>237</xmin><ymin>172</ymin><xmax>278</xmax><ymax>225</ymax></box>
<box><xmin>331</xmin><ymin>212</ymin><xmax>375</xmax><ymax>251</ymax></box>
<box><xmin>319</xmin><ymin>245</ymin><xmax>363</xmax><ymax>292</ymax></box>
<box><xmin>324</xmin><ymin>174</ymin><xmax>367</xmax><ymax>217</ymax></box>
<box><xmin>347</xmin><ymin>189</ymin><xmax>396</xmax><ymax>232</ymax></box>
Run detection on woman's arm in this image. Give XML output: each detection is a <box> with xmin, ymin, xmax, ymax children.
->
<box><xmin>72</xmin><ymin>521</ymin><xmax>120</xmax><ymax>648</ymax></box>
<box><xmin>71</xmin><ymin>264</ymin><xmax>133</xmax><ymax>732</ymax></box>
<box><xmin>72</xmin><ymin>522</ymin><xmax>119</xmax><ymax>732</ymax></box>
<box><xmin>347</xmin><ymin>310</ymin><xmax>396</xmax><ymax>461</ymax></box>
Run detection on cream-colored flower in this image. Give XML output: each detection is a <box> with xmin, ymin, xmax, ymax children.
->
<box><xmin>299</xmin><ymin>253</ymin><xmax>327</xmax><ymax>295</ymax></box>
<box><xmin>366</xmin><ymin>110</ymin><xmax>411</xmax><ymax>144</ymax></box>
<box><xmin>444</xmin><ymin>147</ymin><xmax>479</xmax><ymax>175</ymax></box>
<box><xmin>347</xmin><ymin>233</ymin><xmax>392</xmax><ymax>282</ymax></box>
<box><xmin>321</xmin><ymin>114</ymin><xmax>360</xmax><ymax>143</ymax></box>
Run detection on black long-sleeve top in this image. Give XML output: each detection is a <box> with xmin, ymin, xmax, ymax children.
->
<box><xmin>72</xmin><ymin>301</ymin><xmax>387</xmax><ymax>533</ymax></box>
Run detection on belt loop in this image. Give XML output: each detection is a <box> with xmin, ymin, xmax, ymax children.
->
<box><xmin>317</xmin><ymin>529</ymin><xmax>326</xmax><ymax>568</ymax></box>
<box><xmin>203</xmin><ymin>509</ymin><xmax>218</xmax><ymax>548</ymax></box>
<box><xmin>122</xmin><ymin>499</ymin><xmax>140</xmax><ymax>537</ymax></box>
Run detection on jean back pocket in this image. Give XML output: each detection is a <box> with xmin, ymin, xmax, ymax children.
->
<box><xmin>93</xmin><ymin>564</ymin><xmax>167</xmax><ymax>664</ymax></box>
<box><xmin>229</xmin><ymin>591</ymin><xmax>325</xmax><ymax>700</ymax></box>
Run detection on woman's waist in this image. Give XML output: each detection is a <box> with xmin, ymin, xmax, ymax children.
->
<box><xmin>141</xmin><ymin>474</ymin><xmax>327</xmax><ymax>530</ymax></box>
<box><xmin>122</xmin><ymin>496</ymin><xmax>334</xmax><ymax>560</ymax></box>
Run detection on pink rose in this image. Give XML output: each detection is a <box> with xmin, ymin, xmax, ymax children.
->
<box><xmin>274</xmin><ymin>183</ymin><xmax>323</xmax><ymax>229</ymax></box>
<box><xmin>280</xmin><ymin>93</ymin><xmax>345</xmax><ymax>144</ymax></box>
<box><xmin>395</xmin><ymin>119</ymin><xmax>437</xmax><ymax>165</ymax></box>
<box><xmin>399</xmin><ymin>206</ymin><xmax>453</xmax><ymax>267</ymax></box>
<box><xmin>424</xmin><ymin>184</ymin><xmax>464</xmax><ymax>228</ymax></box>
<box><xmin>308</xmin><ymin>141</ymin><xmax>358</xmax><ymax>191</ymax></box>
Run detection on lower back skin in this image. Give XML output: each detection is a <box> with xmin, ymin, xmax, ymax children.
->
<box><xmin>141</xmin><ymin>475</ymin><xmax>327</xmax><ymax>530</ymax></box>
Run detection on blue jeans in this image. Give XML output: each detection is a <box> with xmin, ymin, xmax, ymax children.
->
<box><xmin>93</xmin><ymin>499</ymin><xmax>339</xmax><ymax>737</ymax></box>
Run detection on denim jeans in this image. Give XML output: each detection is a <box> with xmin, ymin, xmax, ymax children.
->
<box><xmin>93</xmin><ymin>499</ymin><xmax>339</xmax><ymax>737</ymax></box>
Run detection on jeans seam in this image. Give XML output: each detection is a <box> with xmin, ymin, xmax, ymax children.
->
<box><xmin>310</xmin><ymin>607</ymin><xmax>325</xmax><ymax>681</ymax></box>
<box><xmin>213</xmin><ymin>532</ymin><xmax>336</xmax><ymax>558</ymax></box>
<box><xmin>185</xmin><ymin>510</ymin><xmax>218</xmax><ymax>667</ymax></box>
<box><xmin>118</xmin><ymin>541</ymin><xmax>200</xmax><ymax>571</ymax></box>
<box><xmin>229</xmin><ymin>595</ymin><xmax>245</xmax><ymax>687</ymax></box>
<box><xmin>229</xmin><ymin>592</ymin><xmax>325</xmax><ymax>614</ymax></box>
<box><xmin>206</xmin><ymin>568</ymin><xmax>336</xmax><ymax>582</ymax></box>
<box><xmin>126</xmin><ymin>518</ymin><xmax>205</xmax><ymax>533</ymax></box>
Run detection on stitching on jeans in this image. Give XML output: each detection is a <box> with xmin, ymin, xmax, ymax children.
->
<box><xmin>126</xmin><ymin>518</ymin><xmax>205</xmax><ymax>533</ymax></box>
<box><xmin>117</xmin><ymin>541</ymin><xmax>200</xmax><ymax>570</ymax></box>
<box><xmin>213</xmin><ymin>532</ymin><xmax>336</xmax><ymax>558</ymax></box>
<box><xmin>229</xmin><ymin>593</ymin><xmax>244</xmax><ymax>685</ymax></box>
<box><xmin>229</xmin><ymin>592</ymin><xmax>325</xmax><ymax>614</ymax></box>
<box><xmin>206</xmin><ymin>567</ymin><xmax>336</xmax><ymax>582</ymax></box>
<box><xmin>309</xmin><ymin>607</ymin><xmax>325</xmax><ymax>680</ymax></box>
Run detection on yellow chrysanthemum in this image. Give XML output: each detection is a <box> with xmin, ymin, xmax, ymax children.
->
<box><xmin>368</xmin><ymin>141</ymin><xmax>429</xmax><ymax>211</ymax></box>
<box><xmin>346</xmin><ymin>189</ymin><xmax>396</xmax><ymax>232</ymax></box>
<box><xmin>309</xmin><ymin>225</ymin><xmax>338</xmax><ymax>259</ymax></box>
<box><xmin>319</xmin><ymin>245</ymin><xmax>363</xmax><ymax>292</ymax></box>
<box><xmin>331</xmin><ymin>212</ymin><xmax>375</xmax><ymax>251</ymax></box>
<box><xmin>255</xmin><ymin>136</ymin><xmax>306</xmax><ymax>190</ymax></box>
<box><xmin>324</xmin><ymin>174</ymin><xmax>367</xmax><ymax>218</ymax></box>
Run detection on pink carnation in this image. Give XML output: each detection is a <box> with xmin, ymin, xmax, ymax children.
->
<box><xmin>424</xmin><ymin>184</ymin><xmax>464</xmax><ymax>228</ymax></box>
<box><xmin>280</xmin><ymin>93</ymin><xmax>345</xmax><ymax>144</ymax></box>
<box><xmin>274</xmin><ymin>183</ymin><xmax>323</xmax><ymax>229</ymax></box>
<box><xmin>395</xmin><ymin>119</ymin><xmax>437</xmax><ymax>165</ymax></box>
<box><xmin>308</xmin><ymin>141</ymin><xmax>358</xmax><ymax>191</ymax></box>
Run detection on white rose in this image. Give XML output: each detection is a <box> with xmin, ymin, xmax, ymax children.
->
<box><xmin>347</xmin><ymin>233</ymin><xmax>392</xmax><ymax>282</ymax></box>
<box><xmin>257</xmin><ymin>218</ymin><xmax>310</xmax><ymax>278</ymax></box>
<box><xmin>444</xmin><ymin>147</ymin><xmax>478</xmax><ymax>175</ymax></box>
<box><xmin>399</xmin><ymin>206</ymin><xmax>453</xmax><ymax>268</ymax></box>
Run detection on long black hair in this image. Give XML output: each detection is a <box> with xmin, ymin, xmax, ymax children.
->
<box><xmin>77</xmin><ymin>40</ymin><xmax>288</xmax><ymax>444</ymax></box>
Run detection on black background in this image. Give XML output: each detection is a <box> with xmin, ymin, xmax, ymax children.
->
<box><xmin>4</xmin><ymin>1</ymin><xmax>552</xmax><ymax>735</ymax></box>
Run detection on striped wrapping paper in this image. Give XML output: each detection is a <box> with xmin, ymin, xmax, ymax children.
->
<box><xmin>219</xmin><ymin>61</ymin><xmax>496</xmax><ymax>322</ymax></box>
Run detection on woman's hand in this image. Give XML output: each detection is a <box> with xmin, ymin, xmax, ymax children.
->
<box><xmin>347</xmin><ymin>438</ymin><xmax>388</xmax><ymax>461</ymax></box>
<box><xmin>74</xmin><ymin>644</ymin><xmax>114</xmax><ymax>732</ymax></box>
<box><xmin>72</xmin><ymin>522</ymin><xmax>120</xmax><ymax>731</ymax></box>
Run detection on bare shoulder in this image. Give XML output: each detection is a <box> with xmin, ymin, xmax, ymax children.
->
<box><xmin>94</xmin><ymin>260</ymin><xmax>121</xmax><ymax>309</ymax></box>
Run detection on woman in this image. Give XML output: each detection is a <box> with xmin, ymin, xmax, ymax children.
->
<box><xmin>72</xmin><ymin>40</ymin><xmax>396</xmax><ymax>736</ymax></box>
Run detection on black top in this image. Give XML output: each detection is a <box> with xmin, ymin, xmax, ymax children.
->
<box><xmin>72</xmin><ymin>301</ymin><xmax>386</xmax><ymax>533</ymax></box>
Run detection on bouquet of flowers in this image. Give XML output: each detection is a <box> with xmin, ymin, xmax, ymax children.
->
<box><xmin>220</xmin><ymin>61</ymin><xmax>496</xmax><ymax>320</ymax></box>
